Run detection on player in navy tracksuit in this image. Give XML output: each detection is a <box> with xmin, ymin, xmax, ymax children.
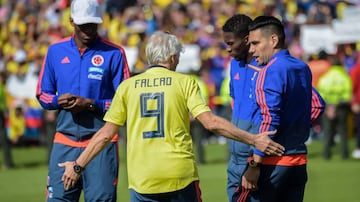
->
<box><xmin>232</xmin><ymin>68</ymin><xmax>325</xmax><ymax>202</ymax></box>
<box><xmin>36</xmin><ymin>0</ymin><xmax>130</xmax><ymax>201</ymax></box>
<box><xmin>222</xmin><ymin>15</ymin><xmax>260</xmax><ymax>202</ymax></box>
<box><xmin>238</xmin><ymin>16</ymin><xmax>320</xmax><ymax>202</ymax></box>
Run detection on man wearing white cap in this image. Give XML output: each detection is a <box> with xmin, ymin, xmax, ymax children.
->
<box><xmin>36</xmin><ymin>0</ymin><xmax>130</xmax><ymax>201</ymax></box>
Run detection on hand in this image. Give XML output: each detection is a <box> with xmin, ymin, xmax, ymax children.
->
<box><xmin>59</xmin><ymin>94</ymin><xmax>93</xmax><ymax>113</ymax></box>
<box><xmin>58</xmin><ymin>93</ymin><xmax>76</xmax><ymax>109</ymax></box>
<box><xmin>66</xmin><ymin>96</ymin><xmax>91</xmax><ymax>113</ymax></box>
<box><xmin>254</xmin><ymin>130</ymin><xmax>285</xmax><ymax>156</ymax></box>
<box><xmin>58</xmin><ymin>162</ymin><xmax>81</xmax><ymax>191</ymax></box>
<box><xmin>242</xmin><ymin>167</ymin><xmax>260</xmax><ymax>190</ymax></box>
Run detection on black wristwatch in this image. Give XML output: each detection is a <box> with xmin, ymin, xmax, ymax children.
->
<box><xmin>73</xmin><ymin>162</ymin><xmax>85</xmax><ymax>174</ymax></box>
<box><xmin>87</xmin><ymin>101</ymin><xmax>96</xmax><ymax>112</ymax></box>
<box><xmin>248</xmin><ymin>159</ymin><xmax>262</xmax><ymax>168</ymax></box>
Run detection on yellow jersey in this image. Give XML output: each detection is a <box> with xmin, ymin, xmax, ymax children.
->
<box><xmin>104</xmin><ymin>66</ymin><xmax>210</xmax><ymax>194</ymax></box>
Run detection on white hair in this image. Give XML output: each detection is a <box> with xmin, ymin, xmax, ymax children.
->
<box><xmin>145</xmin><ymin>31</ymin><xmax>184</xmax><ymax>65</ymax></box>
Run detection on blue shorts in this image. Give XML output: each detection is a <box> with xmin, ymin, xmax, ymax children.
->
<box><xmin>46</xmin><ymin>142</ymin><xmax>119</xmax><ymax>202</ymax></box>
<box><xmin>130</xmin><ymin>181</ymin><xmax>202</xmax><ymax>202</ymax></box>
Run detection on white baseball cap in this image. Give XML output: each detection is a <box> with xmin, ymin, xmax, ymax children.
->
<box><xmin>71</xmin><ymin>0</ymin><xmax>103</xmax><ymax>25</ymax></box>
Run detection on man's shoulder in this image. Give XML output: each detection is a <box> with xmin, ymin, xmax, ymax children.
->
<box><xmin>97</xmin><ymin>38</ymin><xmax>126</xmax><ymax>53</ymax></box>
<box><xmin>47</xmin><ymin>37</ymin><xmax>73</xmax><ymax>52</ymax></box>
<box><xmin>49</xmin><ymin>37</ymin><xmax>72</xmax><ymax>47</ymax></box>
<box><xmin>271</xmin><ymin>54</ymin><xmax>308</xmax><ymax>70</ymax></box>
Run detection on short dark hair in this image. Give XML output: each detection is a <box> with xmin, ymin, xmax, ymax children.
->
<box><xmin>222</xmin><ymin>14</ymin><xmax>252</xmax><ymax>37</ymax></box>
<box><xmin>248</xmin><ymin>16</ymin><xmax>286</xmax><ymax>48</ymax></box>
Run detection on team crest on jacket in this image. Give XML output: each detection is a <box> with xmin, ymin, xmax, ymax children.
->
<box><xmin>91</xmin><ymin>55</ymin><xmax>104</xmax><ymax>66</ymax></box>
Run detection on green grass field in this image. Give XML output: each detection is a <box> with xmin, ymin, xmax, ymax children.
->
<box><xmin>1</xmin><ymin>139</ymin><xmax>360</xmax><ymax>202</ymax></box>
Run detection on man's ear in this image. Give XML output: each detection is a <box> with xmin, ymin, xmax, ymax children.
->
<box><xmin>169</xmin><ymin>55</ymin><xmax>179</xmax><ymax>70</ymax></box>
<box><xmin>244</xmin><ymin>35</ymin><xmax>251</xmax><ymax>46</ymax></box>
<box><xmin>244</xmin><ymin>35</ymin><xmax>249</xmax><ymax>43</ymax></box>
<box><xmin>271</xmin><ymin>34</ymin><xmax>279</xmax><ymax>49</ymax></box>
<box><xmin>170</xmin><ymin>55</ymin><xmax>177</xmax><ymax>64</ymax></box>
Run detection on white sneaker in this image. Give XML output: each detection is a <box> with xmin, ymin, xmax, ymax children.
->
<box><xmin>352</xmin><ymin>149</ymin><xmax>360</xmax><ymax>159</ymax></box>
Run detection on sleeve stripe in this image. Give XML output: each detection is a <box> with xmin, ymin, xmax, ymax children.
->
<box><xmin>311</xmin><ymin>89</ymin><xmax>321</xmax><ymax>121</ymax></box>
<box><xmin>105</xmin><ymin>101</ymin><xmax>112</xmax><ymax>110</ymax></box>
<box><xmin>35</xmin><ymin>52</ymin><xmax>48</xmax><ymax>97</ymax></box>
<box><xmin>256</xmin><ymin>58</ymin><xmax>277</xmax><ymax>132</ymax></box>
<box><xmin>39</xmin><ymin>93</ymin><xmax>55</xmax><ymax>104</ymax></box>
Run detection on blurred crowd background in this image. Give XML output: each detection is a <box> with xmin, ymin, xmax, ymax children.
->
<box><xmin>1</xmin><ymin>0</ymin><xmax>360</xmax><ymax>165</ymax></box>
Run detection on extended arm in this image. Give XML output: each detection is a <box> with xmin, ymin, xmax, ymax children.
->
<box><xmin>196</xmin><ymin>111</ymin><xmax>284</xmax><ymax>155</ymax></box>
<box><xmin>59</xmin><ymin>122</ymin><xmax>120</xmax><ymax>190</ymax></box>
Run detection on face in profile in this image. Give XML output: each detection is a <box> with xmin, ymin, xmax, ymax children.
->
<box><xmin>248</xmin><ymin>29</ymin><xmax>274</xmax><ymax>66</ymax></box>
<box><xmin>223</xmin><ymin>32</ymin><xmax>249</xmax><ymax>61</ymax></box>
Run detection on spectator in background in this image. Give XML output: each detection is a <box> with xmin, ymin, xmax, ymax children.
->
<box><xmin>349</xmin><ymin>53</ymin><xmax>360</xmax><ymax>159</ymax></box>
<box><xmin>317</xmin><ymin>57</ymin><xmax>352</xmax><ymax>160</ymax></box>
<box><xmin>307</xmin><ymin>1</ymin><xmax>334</xmax><ymax>25</ymax></box>
<box><xmin>5</xmin><ymin>49</ymin><xmax>43</xmax><ymax>145</ymax></box>
<box><xmin>307</xmin><ymin>50</ymin><xmax>331</xmax><ymax>88</ymax></box>
<box><xmin>0</xmin><ymin>71</ymin><xmax>14</xmax><ymax>169</ymax></box>
<box><xmin>162</xmin><ymin>2</ymin><xmax>189</xmax><ymax>40</ymax></box>
<box><xmin>35</xmin><ymin>0</ymin><xmax>130</xmax><ymax>201</ymax></box>
<box><xmin>58</xmin><ymin>30</ymin><xmax>284</xmax><ymax>202</ymax></box>
<box><xmin>129</xmin><ymin>21</ymin><xmax>149</xmax><ymax>73</ymax></box>
<box><xmin>336</xmin><ymin>44</ymin><xmax>358</xmax><ymax>73</ymax></box>
<box><xmin>8</xmin><ymin>100</ymin><xmax>26</xmax><ymax>144</ymax></box>
<box><xmin>105</xmin><ymin>0</ymin><xmax>136</xmax><ymax>14</ymax></box>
